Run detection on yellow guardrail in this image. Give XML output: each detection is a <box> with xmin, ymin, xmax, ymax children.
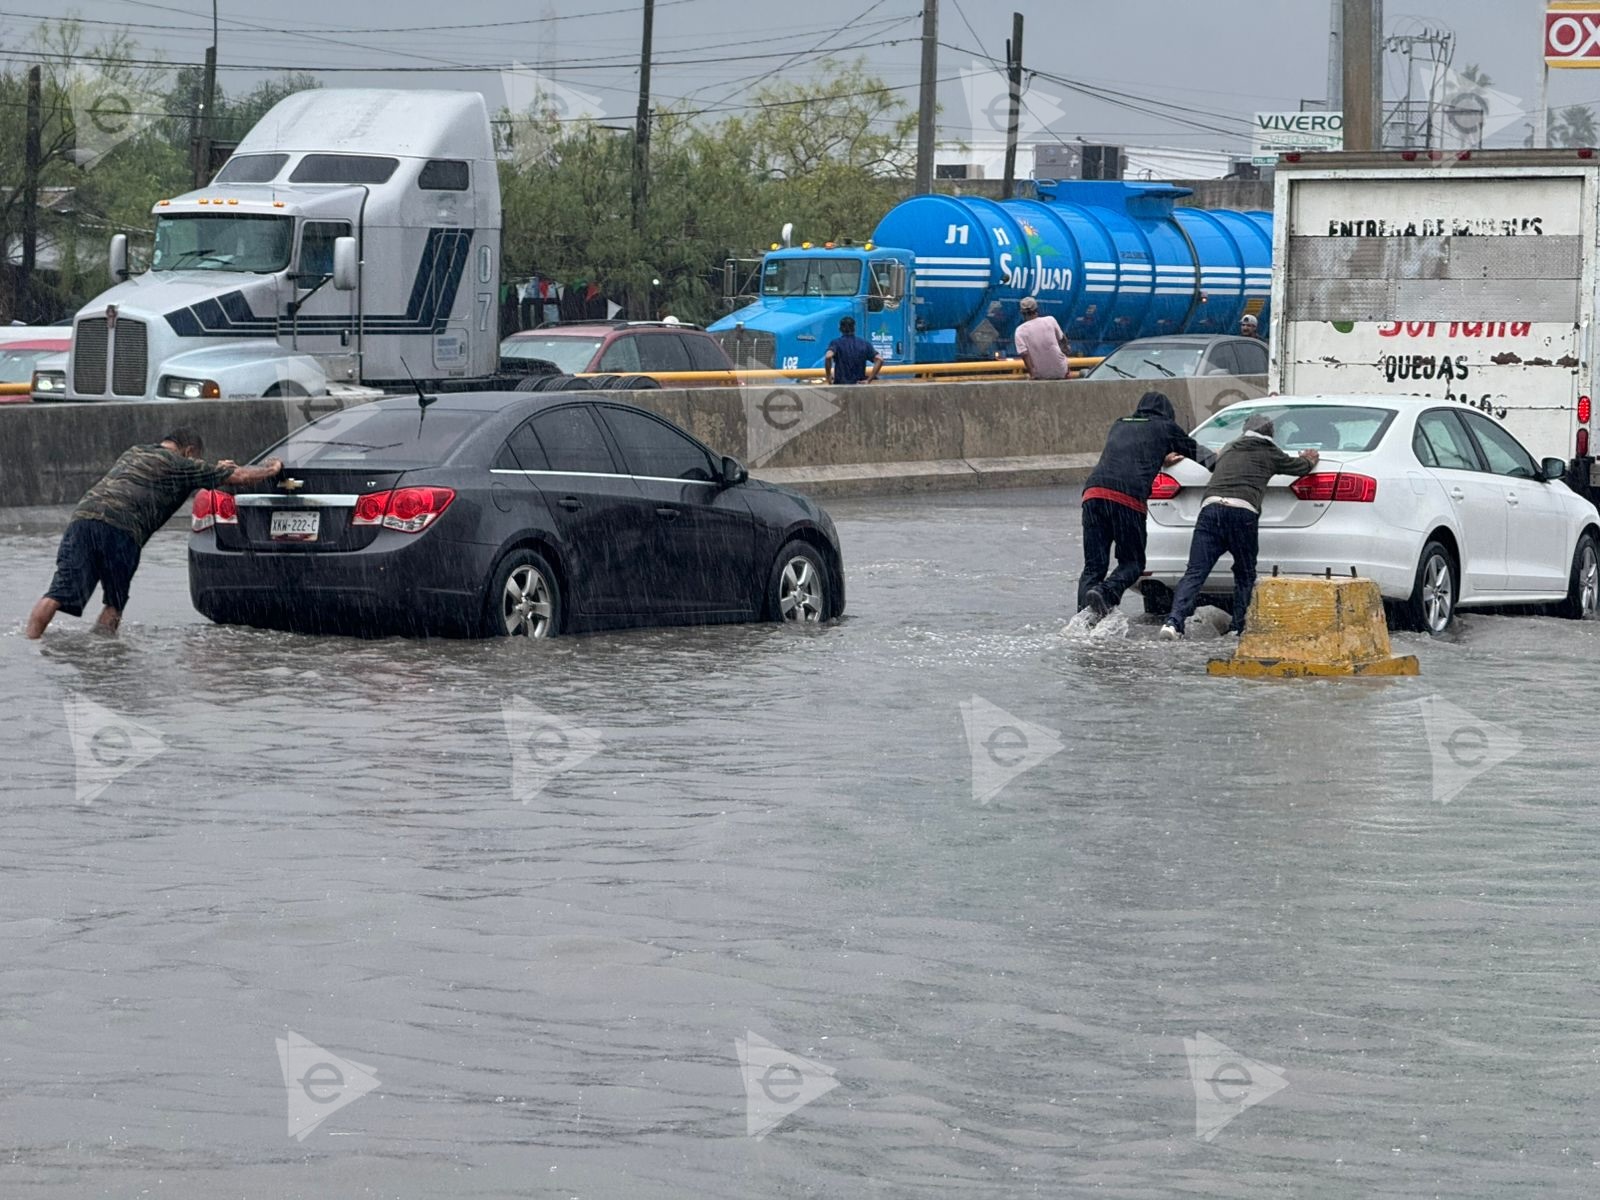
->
<box><xmin>574</xmin><ymin>357</ymin><xmax>1104</xmax><ymax>387</ymax></box>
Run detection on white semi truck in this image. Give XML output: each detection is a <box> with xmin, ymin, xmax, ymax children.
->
<box><xmin>1268</xmin><ymin>150</ymin><xmax>1599</xmax><ymax>499</ymax></box>
<box><xmin>39</xmin><ymin>88</ymin><xmax>501</xmax><ymax>402</ymax></box>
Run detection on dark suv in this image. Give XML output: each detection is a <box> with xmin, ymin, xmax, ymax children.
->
<box><xmin>499</xmin><ymin>321</ymin><xmax>736</xmax><ymax>381</ymax></box>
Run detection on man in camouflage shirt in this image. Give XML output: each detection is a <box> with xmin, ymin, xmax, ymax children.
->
<box><xmin>25</xmin><ymin>428</ymin><xmax>281</xmax><ymax>638</ymax></box>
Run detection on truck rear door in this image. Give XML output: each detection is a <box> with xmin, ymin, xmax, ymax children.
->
<box><xmin>1273</xmin><ymin>169</ymin><xmax>1589</xmax><ymax>466</ymax></box>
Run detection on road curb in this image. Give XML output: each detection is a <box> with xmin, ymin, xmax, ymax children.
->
<box><xmin>754</xmin><ymin>454</ymin><xmax>1099</xmax><ymax>499</ymax></box>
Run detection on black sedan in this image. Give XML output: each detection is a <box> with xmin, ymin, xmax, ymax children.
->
<box><xmin>188</xmin><ymin>393</ymin><xmax>845</xmax><ymax>637</ymax></box>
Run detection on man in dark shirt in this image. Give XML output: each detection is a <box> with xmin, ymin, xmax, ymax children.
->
<box><xmin>26</xmin><ymin>428</ymin><xmax>282</xmax><ymax>638</ymax></box>
<box><xmin>1160</xmin><ymin>412</ymin><xmax>1318</xmax><ymax>639</ymax></box>
<box><xmin>823</xmin><ymin>316</ymin><xmax>882</xmax><ymax>385</ymax></box>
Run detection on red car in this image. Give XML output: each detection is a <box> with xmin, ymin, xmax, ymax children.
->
<box><xmin>499</xmin><ymin>320</ymin><xmax>736</xmax><ymax>382</ymax></box>
<box><xmin>0</xmin><ymin>337</ymin><xmax>70</xmax><ymax>403</ymax></box>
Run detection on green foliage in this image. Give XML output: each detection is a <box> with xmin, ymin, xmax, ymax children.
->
<box><xmin>1549</xmin><ymin>104</ymin><xmax>1599</xmax><ymax>148</ymax></box>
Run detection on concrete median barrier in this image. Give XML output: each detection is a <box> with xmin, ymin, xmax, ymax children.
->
<box><xmin>1208</xmin><ymin>576</ymin><xmax>1421</xmax><ymax>678</ymax></box>
<box><xmin>0</xmin><ymin>377</ymin><xmax>1265</xmax><ymax>507</ymax></box>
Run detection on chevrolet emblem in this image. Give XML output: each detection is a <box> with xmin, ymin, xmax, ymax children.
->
<box><xmin>280</xmin><ymin>478</ymin><xmax>305</xmax><ymax>491</ymax></box>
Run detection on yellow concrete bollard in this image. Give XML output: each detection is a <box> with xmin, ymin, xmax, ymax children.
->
<box><xmin>1207</xmin><ymin>576</ymin><xmax>1420</xmax><ymax>678</ymax></box>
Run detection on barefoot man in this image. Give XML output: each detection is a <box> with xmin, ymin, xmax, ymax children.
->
<box><xmin>26</xmin><ymin>428</ymin><xmax>281</xmax><ymax>638</ymax></box>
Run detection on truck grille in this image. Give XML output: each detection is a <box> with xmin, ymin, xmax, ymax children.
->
<box><xmin>111</xmin><ymin>319</ymin><xmax>148</xmax><ymax>396</ymax></box>
<box><xmin>713</xmin><ymin>329</ymin><xmax>775</xmax><ymax>369</ymax></box>
<box><xmin>74</xmin><ymin>317</ymin><xmax>108</xmax><ymax>394</ymax></box>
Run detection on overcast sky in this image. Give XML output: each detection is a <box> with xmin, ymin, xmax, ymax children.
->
<box><xmin>0</xmin><ymin>0</ymin><xmax>1582</xmax><ymax>155</ymax></box>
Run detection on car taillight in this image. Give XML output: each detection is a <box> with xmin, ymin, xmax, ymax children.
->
<box><xmin>352</xmin><ymin>486</ymin><xmax>455</xmax><ymax>532</ymax></box>
<box><xmin>1290</xmin><ymin>472</ymin><xmax>1377</xmax><ymax>502</ymax></box>
<box><xmin>1149</xmin><ymin>473</ymin><xmax>1181</xmax><ymax>500</ymax></box>
<box><xmin>214</xmin><ymin>491</ymin><xmax>237</xmax><ymax>524</ymax></box>
<box><xmin>191</xmin><ymin>489</ymin><xmax>214</xmax><ymax>531</ymax></box>
<box><xmin>352</xmin><ymin>490</ymin><xmax>391</xmax><ymax>525</ymax></box>
<box><xmin>1580</xmin><ymin>395</ymin><xmax>1592</xmax><ymax>425</ymax></box>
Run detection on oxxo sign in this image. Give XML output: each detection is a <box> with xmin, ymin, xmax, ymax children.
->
<box><xmin>1546</xmin><ymin>3</ymin><xmax>1600</xmax><ymax>67</ymax></box>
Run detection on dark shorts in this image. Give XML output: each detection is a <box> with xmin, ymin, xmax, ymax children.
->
<box><xmin>45</xmin><ymin>519</ymin><xmax>142</xmax><ymax>617</ymax></box>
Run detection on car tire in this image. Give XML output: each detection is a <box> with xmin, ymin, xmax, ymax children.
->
<box><xmin>483</xmin><ymin>549</ymin><xmax>562</xmax><ymax>639</ymax></box>
<box><xmin>514</xmin><ymin>373</ymin><xmax>558</xmax><ymax>392</ymax></box>
<box><xmin>1140</xmin><ymin>580</ymin><xmax>1174</xmax><ymax>616</ymax></box>
<box><xmin>1555</xmin><ymin>532</ymin><xmax>1599</xmax><ymax>620</ymax></box>
<box><xmin>615</xmin><ymin>374</ymin><xmax>661</xmax><ymax>390</ymax></box>
<box><xmin>555</xmin><ymin>376</ymin><xmax>593</xmax><ymax>391</ymax></box>
<box><xmin>1402</xmin><ymin>540</ymin><xmax>1458</xmax><ymax>635</ymax></box>
<box><xmin>587</xmin><ymin>374</ymin><xmax>621</xmax><ymax>389</ymax></box>
<box><xmin>767</xmin><ymin>540</ymin><xmax>831</xmax><ymax>624</ymax></box>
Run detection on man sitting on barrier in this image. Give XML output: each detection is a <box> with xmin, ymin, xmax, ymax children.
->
<box><xmin>1160</xmin><ymin>412</ymin><xmax>1318</xmax><ymax>640</ymax></box>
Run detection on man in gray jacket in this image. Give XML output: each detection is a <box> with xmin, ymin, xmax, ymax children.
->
<box><xmin>1160</xmin><ymin>412</ymin><xmax>1318</xmax><ymax>639</ymax></box>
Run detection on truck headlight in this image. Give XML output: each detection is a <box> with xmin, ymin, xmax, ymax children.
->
<box><xmin>31</xmin><ymin>369</ymin><xmax>66</xmax><ymax>398</ymax></box>
<box><xmin>159</xmin><ymin>375</ymin><xmax>222</xmax><ymax>400</ymax></box>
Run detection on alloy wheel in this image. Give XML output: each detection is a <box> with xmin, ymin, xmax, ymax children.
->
<box><xmin>779</xmin><ymin>556</ymin><xmax>824</xmax><ymax>622</ymax></box>
<box><xmin>503</xmin><ymin>565</ymin><xmax>553</xmax><ymax>637</ymax></box>
<box><xmin>1422</xmin><ymin>554</ymin><xmax>1453</xmax><ymax>634</ymax></box>
<box><xmin>1581</xmin><ymin>544</ymin><xmax>1599</xmax><ymax>616</ymax></box>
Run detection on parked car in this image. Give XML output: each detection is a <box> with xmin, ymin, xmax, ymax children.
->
<box><xmin>1141</xmin><ymin>396</ymin><xmax>1600</xmax><ymax>634</ymax></box>
<box><xmin>1085</xmin><ymin>334</ymin><xmax>1267</xmax><ymax>382</ymax></box>
<box><xmin>0</xmin><ymin>337</ymin><xmax>70</xmax><ymax>402</ymax></box>
<box><xmin>188</xmin><ymin>392</ymin><xmax>844</xmax><ymax>637</ymax></box>
<box><xmin>499</xmin><ymin>320</ymin><xmax>737</xmax><ymax>384</ymax></box>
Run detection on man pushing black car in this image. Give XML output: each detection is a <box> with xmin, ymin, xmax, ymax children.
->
<box><xmin>1077</xmin><ymin>391</ymin><xmax>1216</xmax><ymax>621</ymax></box>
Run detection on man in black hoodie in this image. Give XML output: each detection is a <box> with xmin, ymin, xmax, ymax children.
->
<box><xmin>1077</xmin><ymin>391</ymin><xmax>1216</xmax><ymax>619</ymax></box>
<box><xmin>1160</xmin><ymin>412</ymin><xmax>1318</xmax><ymax>639</ymax></box>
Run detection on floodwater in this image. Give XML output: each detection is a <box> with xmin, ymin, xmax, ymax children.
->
<box><xmin>2</xmin><ymin>487</ymin><xmax>1599</xmax><ymax>1199</ymax></box>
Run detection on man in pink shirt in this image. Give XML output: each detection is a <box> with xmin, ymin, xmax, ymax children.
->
<box><xmin>1013</xmin><ymin>296</ymin><xmax>1070</xmax><ymax>379</ymax></box>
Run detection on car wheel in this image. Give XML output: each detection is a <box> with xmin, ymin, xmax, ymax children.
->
<box><xmin>1140</xmin><ymin>580</ymin><xmax>1173</xmax><ymax>616</ymax></box>
<box><xmin>615</xmin><ymin>374</ymin><xmax>661</xmax><ymax>390</ymax></box>
<box><xmin>263</xmin><ymin>381</ymin><xmax>309</xmax><ymax>398</ymax></box>
<box><xmin>1555</xmin><ymin>532</ymin><xmax>1599</xmax><ymax>619</ymax></box>
<box><xmin>1403</xmin><ymin>540</ymin><xmax>1457</xmax><ymax>635</ymax></box>
<box><xmin>485</xmin><ymin>549</ymin><xmax>561</xmax><ymax>638</ymax></box>
<box><xmin>767</xmin><ymin>540</ymin><xmax>830</xmax><ymax>623</ymax></box>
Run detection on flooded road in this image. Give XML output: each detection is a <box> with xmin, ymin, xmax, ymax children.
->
<box><xmin>3</xmin><ymin>487</ymin><xmax>1600</xmax><ymax>1198</ymax></box>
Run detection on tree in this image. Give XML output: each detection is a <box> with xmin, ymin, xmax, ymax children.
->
<box><xmin>1550</xmin><ymin>104</ymin><xmax>1599</xmax><ymax>147</ymax></box>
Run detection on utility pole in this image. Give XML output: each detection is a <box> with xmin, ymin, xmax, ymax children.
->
<box><xmin>914</xmin><ymin>0</ymin><xmax>938</xmax><ymax>193</ymax></box>
<box><xmin>1001</xmin><ymin>12</ymin><xmax>1024</xmax><ymax>199</ymax></box>
<box><xmin>194</xmin><ymin>0</ymin><xmax>218</xmax><ymax>186</ymax></box>
<box><xmin>631</xmin><ymin>0</ymin><xmax>655</xmax><ymax>318</ymax></box>
<box><xmin>1340</xmin><ymin>0</ymin><xmax>1381</xmax><ymax>150</ymax></box>
<box><xmin>1326</xmin><ymin>0</ymin><xmax>1343</xmax><ymax>111</ymax></box>
<box><xmin>20</xmin><ymin>65</ymin><xmax>41</xmax><ymax>320</ymax></box>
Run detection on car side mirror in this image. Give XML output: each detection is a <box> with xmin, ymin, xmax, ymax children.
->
<box><xmin>108</xmin><ymin>233</ymin><xmax>129</xmax><ymax>283</ymax></box>
<box><xmin>721</xmin><ymin>455</ymin><xmax>748</xmax><ymax>486</ymax></box>
<box><xmin>1541</xmin><ymin>456</ymin><xmax>1568</xmax><ymax>482</ymax></box>
<box><xmin>332</xmin><ymin>236</ymin><xmax>358</xmax><ymax>291</ymax></box>
<box><xmin>866</xmin><ymin>295</ymin><xmax>885</xmax><ymax>313</ymax></box>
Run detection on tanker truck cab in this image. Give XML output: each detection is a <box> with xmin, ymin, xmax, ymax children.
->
<box><xmin>713</xmin><ymin>245</ymin><xmax>911</xmax><ymax>370</ymax></box>
<box><xmin>57</xmin><ymin>89</ymin><xmax>499</xmax><ymax>402</ymax></box>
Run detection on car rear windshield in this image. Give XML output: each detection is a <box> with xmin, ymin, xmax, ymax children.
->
<box><xmin>1195</xmin><ymin>404</ymin><xmax>1397</xmax><ymax>453</ymax></box>
<box><xmin>274</xmin><ymin>406</ymin><xmax>482</xmax><ymax>466</ymax></box>
<box><xmin>499</xmin><ymin>336</ymin><xmax>601</xmax><ymax>375</ymax></box>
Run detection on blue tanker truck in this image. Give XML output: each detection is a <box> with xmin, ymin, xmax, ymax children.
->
<box><xmin>708</xmin><ymin>180</ymin><xmax>1273</xmax><ymax>371</ymax></box>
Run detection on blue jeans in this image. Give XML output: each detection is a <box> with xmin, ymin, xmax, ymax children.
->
<box><xmin>1167</xmin><ymin>504</ymin><xmax>1259</xmax><ymax>633</ymax></box>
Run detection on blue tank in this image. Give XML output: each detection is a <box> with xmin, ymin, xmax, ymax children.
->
<box><xmin>872</xmin><ymin>180</ymin><xmax>1272</xmax><ymax>358</ymax></box>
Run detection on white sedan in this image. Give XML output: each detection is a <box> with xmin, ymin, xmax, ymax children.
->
<box><xmin>1140</xmin><ymin>396</ymin><xmax>1600</xmax><ymax>634</ymax></box>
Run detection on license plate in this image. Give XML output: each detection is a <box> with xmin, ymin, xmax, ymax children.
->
<box><xmin>270</xmin><ymin>511</ymin><xmax>320</xmax><ymax>541</ymax></box>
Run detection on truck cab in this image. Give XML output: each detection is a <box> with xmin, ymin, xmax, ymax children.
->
<box><xmin>50</xmin><ymin>89</ymin><xmax>500</xmax><ymax>402</ymax></box>
<box><xmin>711</xmin><ymin>245</ymin><xmax>911</xmax><ymax>370</ymax></box>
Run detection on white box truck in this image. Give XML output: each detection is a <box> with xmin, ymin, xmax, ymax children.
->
<box><xmin>1268</xmin><ymin>150</ymin><xmax>1598</xmax><ymax>499</ymax></box>
<box><xmin>38</xmin><ymin>88</ymin><xmax>501</xmax><ymax>402</ymax></box>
